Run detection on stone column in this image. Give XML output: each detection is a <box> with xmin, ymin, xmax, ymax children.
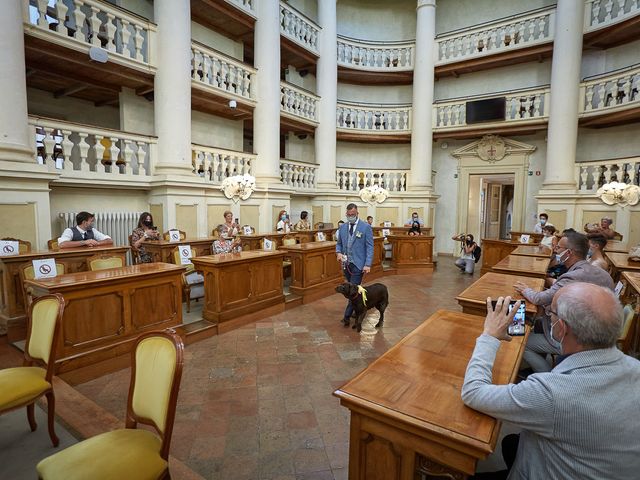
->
<box><xmin>153</xmin><ymin>0</ymin><xmax>193</xmax><ymax>176</ymax></box>
<box><xmin>253</xmin><ymin>0</ymin><xmax>282</xmax><ymax>187</ymax></box>
<box><xmin>315</xmin><ymin>0</ymin><xmax>338</xmax><ymax>190</ymax></box>
<box><xmin>542</xmin><ymin>0</ymin><xmax>585</xmax><ymax>190</ymax></box>
<box><xmin>0</xmin><ymin>0</ymin><xmax>32</xmax><ymax>163</ymax></box>
<box><xmin>409</xmin><ymin>0</ymin><xmax>436</xmax><ymax>190</ymax></box>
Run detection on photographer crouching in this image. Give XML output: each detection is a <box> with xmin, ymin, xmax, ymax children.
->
<box><xmin>452</xmin><ymin>233</ymin><xmax>478</xmax><ymax>274</ymax></box>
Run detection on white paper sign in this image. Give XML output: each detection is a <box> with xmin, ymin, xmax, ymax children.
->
<box><xmin>179</xmin><ymin>245</ymin><xmax>193</xmax><ymax>265</ymax></box>
<box><xmin>316</xmin><ymin>232</ymin><xmax>326</xmax><ymax>241</ymax></box>
<box><xmin>382</xmin><ymin>229</ymin><xmax>390</xmax><ymax>237</ymax></box>
<box><xmin>263</xmin><ymin>238</ymin><xmax>273</xmax><ymax>251</ymax></box>
<box><xmin>0</xmin><ymin>240</ymin><xmax>19</xmax><ymax>256</ymax></box>
<box><xmin>383</xmin><ymin>221</ymin><xmax>392</xmax><ymax>227</ymax></box>
<box><xmin>615</xmin><ymin>281</ymin><xmax>624</xmax><ymax>298</ymax></box>
<box><xmin>243</xmin><ymin>226</ymin><xmax>253</xmax><ymax>235</ymax></box>
<box><xmin>519</xmin><ymin>234</ymin><xmax>530</xmax><ymax>244</ymax></box>
<box><xmin>32</xmin><ymin>258</ymin><xmax>57</xmax><ymax>279</ymax></box>
<box><xmin>168</xmin><ymin>229</ymin><xmax>181</xmax><ymax>243</ymax></box>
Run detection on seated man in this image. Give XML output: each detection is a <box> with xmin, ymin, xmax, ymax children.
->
<box><xmin>404</xmin><ymin>212</ymin><xmax>424</xmax><ymax>227</ymax></box>
<box><xmin>533</xmin><ymin>212</ymin><xmax>553</xmax><ymax>234</ymax></box>
<box><xmin>514</xmin><ymin>232</ymin><xmax>613</xmax><ymax>372</ymax></box>
<box><xmin>58</xmin><ymin>211</ymin><xmax>113</xmax><ymax>249</ymax></box>
<box><xmin>585</xmin><ymin>216</ymin><xmax>616</xmax><ymax>239</ymax></box>
<box><xmin>462</xmin><ymin>284</ymin><xmax>640</xmax><ymax>480</ymax></box>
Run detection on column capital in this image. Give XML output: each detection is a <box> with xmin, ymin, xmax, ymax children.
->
<box><xmin>417</xmin><ymin>0</ymin><xmax>436</xmax><ymax>10</ymax></box>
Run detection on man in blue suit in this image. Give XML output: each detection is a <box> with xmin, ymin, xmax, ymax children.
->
<box><xmin>335</xmin><ymin>203</ymin><xmax>374</xmax><ymax>325</ymax></box>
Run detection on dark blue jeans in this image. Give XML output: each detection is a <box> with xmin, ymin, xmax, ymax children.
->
<box><xmin>343</xmin><ymin>263</ymin><xmax>363</xmax><ymax>320</ymax></box>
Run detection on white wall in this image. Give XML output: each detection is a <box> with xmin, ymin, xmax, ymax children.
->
<box><xmin>337</xmin><ymin>0</ymin><xmax>416</xmax><ymax>40</ymax></box>
<box><xmin>286</xmin><ymin>0</ymin><xmax>318</xmax><ymax>23</ymax></box>
<box><xmin>338</xmin><ymin>83</ymin><xmax>413</xmax><ymax>104</ymax></box>
<box><xmin>285</xmin><ymin>133</ymin><xmax>315</xmax><ymax>162</ymax></box>
<box><xmin>191</xmin><ymin>22</ymin><xmax>244</xmax><ymax>61</ymax></box>
<box><xmin>576</xmin><ymin>125</ymin><xmax>640</xmax><ymax>163</ymax></box>
<box><xmin>582</xmin><ymin>39</ymin><xmax>640</xmax><ymax>78</ymax></box>
<box><xmin>285</xmin><ymin>65</ymin><xmax>317</xmax><ymax>93</ymax></box>
<box><xmin>192</xmin><ymin>111</ymin><xmax>243</xmax><ymax>150</ymax></box>
<box><xmin>336</xmin><ymin>142</ymin><xmax>410</xmax><ymax>169</ymax></box>
<box><xmin>118</xmin><ymin>0</ymin><xmax>154</xmax><ymax>20</ymax></box>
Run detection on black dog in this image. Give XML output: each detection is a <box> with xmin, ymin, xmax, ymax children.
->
<box><xmin>335</xmin><ymin>282</ymin><xmax>389</xmax><ymax>332</ymax></box>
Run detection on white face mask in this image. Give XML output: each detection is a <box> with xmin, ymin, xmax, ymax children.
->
<box><xmin>346</xmin><ymin>214</ymin><xmax>357</xmax><ymax>224</ymax></box>
<box><xmin>549</xmin><ymin>318</ymin><xmax>565</xmax><ymax>354</ymax></box>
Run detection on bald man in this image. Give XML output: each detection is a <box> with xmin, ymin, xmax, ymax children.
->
<box><xmin>462</xmin><ymin>283</ymin><xmax>640</xmax><ymax>480</ymax></box>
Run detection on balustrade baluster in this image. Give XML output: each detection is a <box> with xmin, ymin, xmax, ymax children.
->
<box><xmin>121</xmin><ymin>140</ymin><xmax>133</xmax><ymax>175</ymax></box>
<box><xmin>595</xmin><ymin>84</ymin><xmax>606</xmax><ymax>109</ymax></box>
<box><xmin>121</xmin><ymin>20</ymin><xmax>134</xmax><ymax>58</ymax></box>
<box><xmin>71</xmin><ymin>1</ymin><xmax>86</xmax><ymax>41</ymax></box>
<box><xmin>92</xmin><ymin>135</ymin><xmax>104</xmax><ymax>173</ymax></box>
<box><xmin>593</xmin><ymin>0</ymin><xmax>602</xmax><ymax>24</ymax></box>
<box><xmin>579</xmin><ymin>166</ymin><xmax>589</xmax><ymax>191</ymax></box>
<box><xmin>41</xmin><ymin>129</ymin><xmax>57</xmax><ymax>165</ymax></box>
<box><xmin>585</xmin><ymin>85</ymin><xmax>595</xmax><ymax>110</ymax></box>
<box><xmin>621</xmin><ymin>76</ymin><xmax>631</xmax><ymax>105</ymax></box>
<box><xmin>108</xmin><ymin>137</ymin><xmax>120</xmax><ymax>174</ymax></box>
<box><xmin>88</xmin><ymin>7</ymin><xmax>102</xmax><ymax>47</ymax></box>
<box><xmin>603</xmin><ymin>164</ymin><xmax>614</xmax><ymax>184</ymax></box>
<box><xmin>60</xmin><ymin>129</ymin><xmax>75</xmax><ymax>171</ymax></box>
<box><xmin>533</xmin><ymin>95</ymin><xmax>542</xmax><ymax>117</ymax></box>
<box><xmin>605</xmin><ymin>0</ymin><xmax>614</xmax><ymax>21</ymax></box>
<box><xmin>54</xmin><ymin>0</ymin><xmax>69</xmax><ymax>36</ymax></box>
<box><xmin>105</xmin><ymin>13</ymin><xmax>116</xmax><ymax>52</ymax></box>
<box><xmin>36</xmin><ymin>0</ymin><xmax>49</xmax><ymax>28</ymax></box>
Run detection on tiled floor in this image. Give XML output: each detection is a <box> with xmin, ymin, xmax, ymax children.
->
<box><xmin>71</xmin><ymin>258</ymin><xmax>479</xmax><ymax>480</ymax></box>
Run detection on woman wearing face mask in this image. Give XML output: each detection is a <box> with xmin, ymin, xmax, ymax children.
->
<box><xmin>452</xmin><ymin>233</ymin><xmax>477</xmax><ymax>274</ymax></box>
<box><xmin>276</xmin><ymin>210</ymin><xmax>291</xmax><ymax>233</ymax></box>
<box><xmin>130</xmin><ymin>212</ymin><xmax>160</xmax><ymax>263</ymax></box>
<box><xmin>540</xmin><ymin>224</ymin><xmax>557</xmax><ymax>249</ymax></box>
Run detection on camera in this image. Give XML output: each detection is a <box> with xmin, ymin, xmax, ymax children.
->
<box><xmin>455</xmin><ymin>233</ymin><xmax>466</xmax><ymax>241</ymax></box>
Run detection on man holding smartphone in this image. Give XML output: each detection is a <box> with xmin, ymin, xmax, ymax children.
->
<box><xmin>462</xmin><ymin>284</ymin><xmax>640</xmax><ymax>480</ymax></box>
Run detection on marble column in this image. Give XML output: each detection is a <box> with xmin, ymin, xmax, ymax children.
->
<box><xmin>153</xmin><ymin>0</ymin><xmax>193</xmax><ymax>176</ymax></box>
<box><xmin>315</xmin><ymin>0</ymin><xmax>338</xmax><ymax>190</ymax></box>
<box><xmin>253</xmin><ymin>0</ymin><xmax>282</xmax><ymax>187</ymax></box>
<box><xmin>409</xmin><ymin>0</ymin><xmax>436</xmax><ymax>190</ymax></box>
<box><xmin>542</xmin><ymin>0</ymin><xmax>585</xmax><ymax>190</ymax></box>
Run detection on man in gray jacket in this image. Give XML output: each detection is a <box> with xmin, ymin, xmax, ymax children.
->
<box><xmin>462</xmin><ymin>283</ymin><xmax>640</xmax><ymax>479</ymax></box>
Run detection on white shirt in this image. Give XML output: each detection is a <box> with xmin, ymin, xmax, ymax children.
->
<box><xmin>276</xmin><ymin>220</ymin><xmax>290</xmax><ymax>233</ymax></box>
<box><xmin>58</xmin><ymin>226</ymin><xmax>111</xmax><ymax>244</ymax></box>
<box><xmin>533</xmin><ymin>221</ymin><xmax>553</xmax><ymax>234</ymax></box>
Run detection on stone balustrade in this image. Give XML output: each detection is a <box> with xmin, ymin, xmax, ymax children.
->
<box><xmin>280</xmin><ymin>159</ymin><xmax>317</xmax><ymax>190</ymax></box>
<box><xmin>336</xmin><ymin>102</ymin><xmax>411</xmax><ymax>133</ymax></box>
<box><xmin>29</xmin><ymin>116</ymin><xmax>154</xmax><ymax>178</ymax></box>
<box><xmin>580</xmin><ymin>63</ymin><xmax>640</xmax><ymax>114</ymax></box>
<box><xmin>279</xmin><ymin>1</ymin><xmax>319</xmax><ymax>54</ymax></box>
<box><xmin>584</xmin><ymin>0</ymin><xmax>640</xmax><ymax>31</ymax></box>
<box><xmin>436</xmin><ymin>6</ymin><xmax>555</xmax><ymax>65</ymax></box>
<box><xmin>336</xmin><ymin>168</ymin><xmax>408</xmax><ymax>192</ymax></box>
<box><xmin>25</xmin><ymin>0</ymin><xmax>155</xmax><ymax>66</ymax></box>
<box><xmin>280</xmin><ymin>82</ymin><xmax>319</xmax><ymax>123</ymax></box>
<box><xmin>337</xmin><ymin>36</ymin><xmax>414</xmax><ymax>71</ymax></box>
<box><xmin>191</xmin><ymin>42</ymin><xmax>256</xmax><ymax>101</ymax></box>
<box><xmin>192</xmin><ymin>145</ymin><xmax>254</xmax><ymax>183</ymax></box>
<box><xmin>225</xmin><ymin>0</ymin><xmax>255</xmax><ymax>14</ymax></box>
<box><xmin>576</xmin><ymin>157</ymin><xmax>640</xmax><ymax>192</ymax></box>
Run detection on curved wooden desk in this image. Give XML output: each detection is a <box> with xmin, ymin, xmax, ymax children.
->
<box><xmin>510</xmin><ymin>244</ymin><xmax>552</xmax><ymax>257</ymax></box>
<box><xmin>386</xmin><ymin>235</ymin><xmax>435</xmax><ymax>272</ymax></box>
<box><xmin>492</xmin><ymin>254</ymin><xmax>550</xmax><ymax>279</ymax></box>
<box><xmin>143</xmin><ymin>237</ymin><xmax>215</xmax><ymax>263</ymax></box>
<box><xmin>479</xmin><ymin>239</ymin><xmax>517</xmax><ymax>275</ymax></box>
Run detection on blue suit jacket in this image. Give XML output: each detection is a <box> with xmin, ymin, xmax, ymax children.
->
<box><xmin>335</xmin><ymin>220</ymin><xmax>374</xmax><ymax>270</ymax></box>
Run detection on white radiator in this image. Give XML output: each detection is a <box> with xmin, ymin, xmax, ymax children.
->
<box><xmin>58</xmin><ymin>211</ymin><xmax>142</xmax><ymax>247</ymax></box>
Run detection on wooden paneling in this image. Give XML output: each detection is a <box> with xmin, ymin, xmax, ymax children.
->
<box><xmin>240</xmin><ymin>205</ymin><xmax>260</xmax><ymax>231</ymax></box>
<box><xmin>492</xmin><ymin>255</ymin><xmax>551</xmax><ymax>279</ymax></box>
<box><xmin>510</xmin><ymin>245</ymin><xmax>552</xmax><ymax>257</ymax></box>
<box><xmin>330</xmin><ymin>205</ymin><xmax>343</xmax><ymax>225</ymax></box>
<box><xmin>312</xmin><ymin>205</ymin><xmax>324</xmax><ymax>224</ymax></box>
<box><xmin>207</xmin><ymin>205</ymin><xmax>231</xmax><ymax>234</ymax></box>
<box><xmin>387</xmin><ymin>235</ymin><xmax>435</xmax><ymax>272</ymax></box>
<box><xmin>479</xmin><ymin>239</ymin><xmax>517</xmax><ymax>275</ymax></box>
<box><xmin>150</xmin><ymin>204</ymin><xmax>164</xmax><ymax>233</ymax></box>
<box><xmin>176</xmin><ymin>205</ymin><xmax>198</xmax><ymax>237</ymax></box>
<box><xmin>544</xmin><ymin>209</ymin><xmax>566</xmax><ymax>233</ymax></box>
<box><xmin>143</xmin><ymin>237</ymin><xmax>215</xmax><ymax>263</ymax></box>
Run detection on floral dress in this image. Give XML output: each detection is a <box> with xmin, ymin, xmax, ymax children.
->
<box><xmin>130</xmin><ymin>227</ymin><xmax>160</xmax><ymax>263</ymax></box>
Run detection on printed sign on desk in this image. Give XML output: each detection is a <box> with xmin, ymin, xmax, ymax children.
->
<box><xmin>316</xmin><ymin>232</ymin><xmax>326</xmax><ymax>241</ymax></box>
<box><xmin>32</xmin><ymin>258</ymin><xmax>57</xmax><ymax>279</ymax></box>
<box><xmin>615</xmin><ymin>281</ymin><xmax>624</xmax><ymax>298</ymax></box>
<box><xmin>382</xmin><ymin>229</ymin><xmax>390</xmax><ymax>237</ymax></box>
<box><xmin>0</xmin><ymin>240</ymin><xmax>19</xmax><ymax>256</ymax></box>
<box><xmin>383</xmin><ymin>221</ymin><xmax>392</xmax><ymax>227</ymax></box>
<box><xmin>179</xmin><ymin>245</ymin><xmax>193</xmax><ymax>265</ymax></box>
<box><xmin>519</xmin><ymin>234</ymin><xmax>530</xmax><ymax>244</ymax></box>
<box><xmin>243</xmin><ymin>225</ymin><xmax>253</xmax><ymax>235</ymax></box>
<box><xmin>263</xmin><ymin>238</ymin><xmax>273</xmax><ymax>251</ymax></box>
<box><xmin>168</xmin><ymin>230</ymin><xmax>181</xmax><ymax>243</ymax></box>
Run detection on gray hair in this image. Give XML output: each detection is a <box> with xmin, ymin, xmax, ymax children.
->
<box><xmin>556</xmin><ymin>285</ymin><xmax>623</xmax><ymax>348</ymax></box>
<box><xmin>601</xmin><ymin>217</ymin><xmax>613</xmax><ymax>225</ymax></box>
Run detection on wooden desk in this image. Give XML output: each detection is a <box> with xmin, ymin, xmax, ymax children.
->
<box><xmin>605</xmin><ymin>251</ymin><xmax>640</xmax><ymax>282</ymax></box>
<box><xmin>143</xmin><ymin>237</ymin><xmax>215</xmax><ymax>263</ymax></box>
<box><xmin>293</xmin><ymin>228</ymin><xmax>337</xmax><ymax>243</ymax></box>
<box><xmin>509</xmin><ymin>231</ymin><xmax>543</xmax><ymax>244</ymax></box>
<box><xmin>604</xmin><ymin>240</ymin><xmax>628</xmax><ymax>253</ymax></box>
<box><xmin>373</xmin><ymin>226</ymin><xmax>432</xmax><ymax>237</ymax></box>
<box><xmin>191</xmin><ymin>251</ymin><xmax>285</xmax><ymax>333</ymax></box>
<box><xmin>510</xmin><ymin>245</ymin><xmax>552</xmax><ymax>258</ymax></box>
<box><xmin>619</xmin><ymin>272</ymin><xmax>640</xmax><ymax>354</ymax></box>
<box><xmin>479</xmin><ymin>239</ymin><xmax>517</xmax><ymax>275</ymax></box>
<box><xmin>0</xmin><ymin>245</ymin><xmax>130</xmax><ymax>339</ymax></box>
<box><xmin>456</xmin><ymin>272</ymin><xmax>544</xmax><ymax>316</ymax></box>
<box><xmin>239</xmin><ymin>229</ymin><xmax>338</xmax><ymax>250</ymax></box>
<box><xmin>334</xmin><ymin>309</ymin><xmax>528</xmax><ymax>479</ymax></box>
<box><xmin>492</xmin><ymin>255</ymin><xmax>550</xmax><ymax>279</ymax></box>
<box><xmin>386</xmin><ymin>235</ymin><xmax>435</xmax><ymax>272</ymax></box>
<box><xmin>25</xmin><ymin>263</ymin><xmax>183</xmax><ymax>383</ymax></box>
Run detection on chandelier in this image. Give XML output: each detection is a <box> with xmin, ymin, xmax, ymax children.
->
<box><xmin>359</xmin><ymin>185</ymin><xmax>389</xmax><ymax>205</ymax></box>
<box><xmin>220</xmin><ymin>174</ymin><xmax>256</xmax><ymax>202</ymax></box>
<box><xmin>596</xmin><ymin>182</ymin><xmax>640</xmax><ymax>207</ymax></box>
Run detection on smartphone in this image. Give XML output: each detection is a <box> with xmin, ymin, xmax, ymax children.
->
<box><xmin>491</xmin><ymin>300</ymin><xmax>526</xmax><ymax>336</ymax></box>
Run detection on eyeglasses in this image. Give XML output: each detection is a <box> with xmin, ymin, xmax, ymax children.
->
<box><xmin>544</xmin><ymin>305</ymin><xmax>558</xmax><ymax>317</ymax></box>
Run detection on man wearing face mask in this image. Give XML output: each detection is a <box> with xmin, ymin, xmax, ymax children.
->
<box><xmin>335</xmin><ymin>203</ymin><xmax>374</xmax><ymax>326</ymax></box>
<box><xmin>404</xmin><ymin>212</ymin><xmax>424</xmax><ymax>227</ymax></box>
<box><xmin>58</xmin><ymin>211</ymin><xmax>113</xmax><ymax>249</ymax></box>
<box><xmin>533</xmin><ymin>212</ymin><xmax>553</xmax><ymax>234</ymax></box>
<box><xmin>462</xmin><ymin>284</ymin><xmax>640</xmax><ymax>480</ymax></box>
<box><xmin>514</xmin><ymin>231</ymin><xmax>613</xmax><ymax>372</ymax></box>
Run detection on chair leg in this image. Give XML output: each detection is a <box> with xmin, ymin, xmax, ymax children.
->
<box><xmin>27</xmin><ymin>403</ymin><xmax>37</xmax><ymax>431</ymax></box>
<box><xmin>45</xmin><ymin>391</ymin><xmax>59</xmax><ymax>447</ymax></box>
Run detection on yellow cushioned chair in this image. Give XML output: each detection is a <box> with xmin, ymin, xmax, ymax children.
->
<box><xmin>162</xmin><ymin>229</ymin><xmax>186</xmax><ymax>241</ymax></box>
<box><xmin>37</xmin><ymin>330</ymin><xmax>184</xmax><ymax>480</ymax></box>
<box><xmin>87</xmin><ymin>254</ymin><xmax>125</xmax><ymax>271</ymax></box>
<box><xmin>19</xmin><ymin>263</ymin><xmax>66</xmax><ymax>308</ymax></box>
<box><xmin>617</xmin><ymin>305</ymin><xmax>638</xmax><ymax>354</ymax></box>
<box><xmin>171</xmin><ymin>247</ymin><xmax>204</xmax><ymax>313</ymax></box>
<box><xmin>282</xmin><ymin>235</ymin><xmax>297</xmax><ymax>246</ymax></box>
<box><xmin>0</xmin><ymin>294</ymin><xmax>65</xmax><ymax>447</ymax></box>
<box><xmin>47</xmin><ymin>239</ymin><xmax>59</xmax><ymax>250</ymax></box>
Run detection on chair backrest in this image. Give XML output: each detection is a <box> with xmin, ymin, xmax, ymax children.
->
<box><xmin>162</xmin><ymin>230</ymin><xmax>186</xmax><ymax>241</ymax></box>
<box><xmin>379</xmin><ymin>222</ymin><xmax>394</xmax><ymax>227</ymax></box>
<box><xmin>618</xmin><ymin>304</ymin><xmax>637</xmax><ymax>353</ymax></box>
<box><xmin>1</xmin><ymin>237</ymin><xmax>31</xmax><ymax>253</ymax></box>
<box><xmin>127</xmin><ymin>330</ymin><xmax>184</xmax><ymax>460</ymax></box>
<box><xmin>87</xmin><ymin>254</ymin><xmax>125</xmax><ymax>271</ymax></box>
<box><xmin>128</xmin><ymin>235</ymin><xmax>142</xmax><ymax>265</ymax></box>
<box><xmin>19</xmin><ymin>262</ymin><xmax>66</xmax><ymax>307</ymax></box>
<box><xmin>613</xmin><ymin>231</ymin><xmax>623</xmax><ymax>241</ymax></box>
<box><xmin>24</xmin><ymin>294</ymin><xmax>65</xmax><ymax>382</ymax></box>
<box><xmin>47</xmin><ymin>239</ymin><xmax>59</xmax><ymax>250</ymax></box>
<box><xmin>171</xmin><ymin>247</ymin><xmax>196</xmax><ymax>272</ymax></box>
<box><xmin>282</xmin><ymin>235</ymin><xmax>297</xmax><ymax>246</ymax></box>
<box><xmin>211</xmin><ymin>228</ymin><xmax>220</xmax><ymax>239</ymax></box>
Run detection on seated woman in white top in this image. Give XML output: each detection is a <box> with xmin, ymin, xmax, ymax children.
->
<box><xmin>276</xmin><ymin>209</ymin><xmax>291</xmax><ymax>233</ymax></box>
<box><xmin>540</xmin><ymin>225</ymin><xmax>558</xmax><ymax>249</ymax></box>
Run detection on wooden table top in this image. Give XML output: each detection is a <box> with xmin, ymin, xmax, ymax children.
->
<box><xmin>0</xmin><ymin>245</ymin><xmax>129</xmax><ymax>261</ymax></box>
<box><xmin>492</xmin><ymin>255</ymin><xmax>550</xmax><ymax>276</ymax></box>
<box><xmin>386</xmin><ymin>234</ymin><xmax>435</xmax><ymax>240</ymax></box>
<box><xmin>605</xmin><ymin>252</ymin><xmax>640</xmax><ymax>270</ymax></box>
<box><xmin>604</xmin><ymin>241</ymin><xmax>629</xmax><ymax>253</ymax></box>
<box><xmin>622</xmin><ymin>271</ymin><xmax>640</xmax><ymax>291</ymax></box>
<box><xmin>144</xmin><ymin>237</ymin><xmax>216</xmax><ymax>246</ymax></box>
<box><xmin>510</xmin><ymin>245</ymin><xmax>552</xmax><ymax>258</ymax></box>
<box><xmin>278</xmin><ymin>241</ymin><xmax>336</xmax><ymax>251</ymax></box>
<box><xmin>25</xmin><ymin>263</ymin><xmax>184</xmax><ymax>289</ymax></box>
<box><xmin>191</xmin><ymin>250</ymin><xmax>285</xmax><ymax>265</ymax></box>
<box><xmin>456</xmin><ymin>272</ymin><xmax>544</xmax><ymax>314</ymax></box>
<box><xmin>334</xmin><ymin>309</ymin><xmax>527</xmax><ymax>454</ymax></box>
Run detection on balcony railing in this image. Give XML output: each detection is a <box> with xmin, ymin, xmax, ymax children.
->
<box><xmin>224</xmin><ymin>0</ymin><xmax>255</xmax><ymax>14</ymax></box>
<box><xmin>279</xmin><ymin>1</ymin><xmax>319</xmax><ymax>54</ymax></box>
<box><xmin>434</xmin><ymin>86</ymin><xmax>551</xmax><ymax>130</ymax></box>
<box><xmin>280</xmin><ymin>159</ymin><xmax>317</xmax><ymax>190</ymax></box>
<box><xmin>191</xmin><ymin>42</ymin><xmax>257</xmax><ymax>102</ymax></box>
<box><xmin>576</xmin><ymin>157</ymin><xmax>640</xmax><ymax>192</ymax></box>
<box><xmin>25</xmin><ymin>0</ymin><xmax>155</xmax><ymax>67</ymax></box>
<box><xmin>29</xmin><ymin>116</ymin><xmax>154</xmax><ymax>180</ymax></box>
<box><xmin>336</xmin><ymin>168</ymin><xmax>408</xmax><ymax>192</ymax></box>
<box><xmin>580</xmin><ymin>63</ymin><xmax>640</xmax><ymax>115</ymax></box>
<box><xmin>192</xmin><ymin>144</ymin><xmax>254</xmax><ymax>183</ymax></box>
<box><xmin>436</xmin><ymin>6</ymin><xmax>555</xmax><ymax>66</ymax></box>
<box><xmin>584</xmin><ymin>0</ymin><xmax>640</xmax><ymax>31</ymax></box>
<box><xmin>337</xmin><ymin>36</ymin><xmax>414</xmax><ymax>72</ymax></box>
<box><xmin>280</xmin><ymin>82</ymin><xmax>319</xmax><ymax>124</ymax></box>
<box><xmin>336</xmin><ymin>102</ymin><xmax>411</xmax><ymax>133</ymax></box>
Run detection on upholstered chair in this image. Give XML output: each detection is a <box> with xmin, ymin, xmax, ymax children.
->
<box><xmin>86</xmin><ymin>253</ymin><xmax>125</xmax><ymax>271</ymax></box>
<box><xmin>171</xmin><ymin>247</ymin><xmax>204</xmax><ymax>313</ymax></box>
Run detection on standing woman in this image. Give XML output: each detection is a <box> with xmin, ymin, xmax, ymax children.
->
<box><xmin>220</xmin><ymin>210</ymin><xmax>239</xmax><ymax>239</ymax></box>
<box><xmin>130</xmin><ymin>212</ymin><xmax>160</xmax><ymax>263</ymax></box>
<box><xmin>276</xmin><ymin>210</ymin><xmax>291</xmax><ymax>233</ymax></box>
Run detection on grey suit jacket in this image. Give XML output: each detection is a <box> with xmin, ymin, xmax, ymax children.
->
<box><xmin>462</xmin><ymin>334</ymin><xmax>640</xmax><ymax>479</ymax></box>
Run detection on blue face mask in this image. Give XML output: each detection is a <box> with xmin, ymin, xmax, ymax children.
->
<box><xmin>555</xmin><ymin>248</ymin><xmax>568</xmax><ymax>265</ymax></box>
<box><xmin>587</xmin><ymin>248</ymin><xmax>593</xmax><ymax>258</ymax></box>
<box><xmin>281</xmin><ymin>215</ymin><xmax>287</xmax><ymax>221</ymax></box>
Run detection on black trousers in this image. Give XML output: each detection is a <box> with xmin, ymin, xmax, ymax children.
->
<box><xmin>469</xmin><ymin>433</ymin><xmax>520</xmax><ymax>480</ymax></box>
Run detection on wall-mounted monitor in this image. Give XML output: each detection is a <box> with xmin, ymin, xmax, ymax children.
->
<box><xmin>466</xmin><ymin>97</ymin><xmax>506</xmax><ymax>124</ymax></box>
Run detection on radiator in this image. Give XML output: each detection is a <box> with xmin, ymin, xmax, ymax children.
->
<box><xmin>58</xmin><ymin>211</ymin><xmax>142</xmax><ymax>248</ymax></box>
